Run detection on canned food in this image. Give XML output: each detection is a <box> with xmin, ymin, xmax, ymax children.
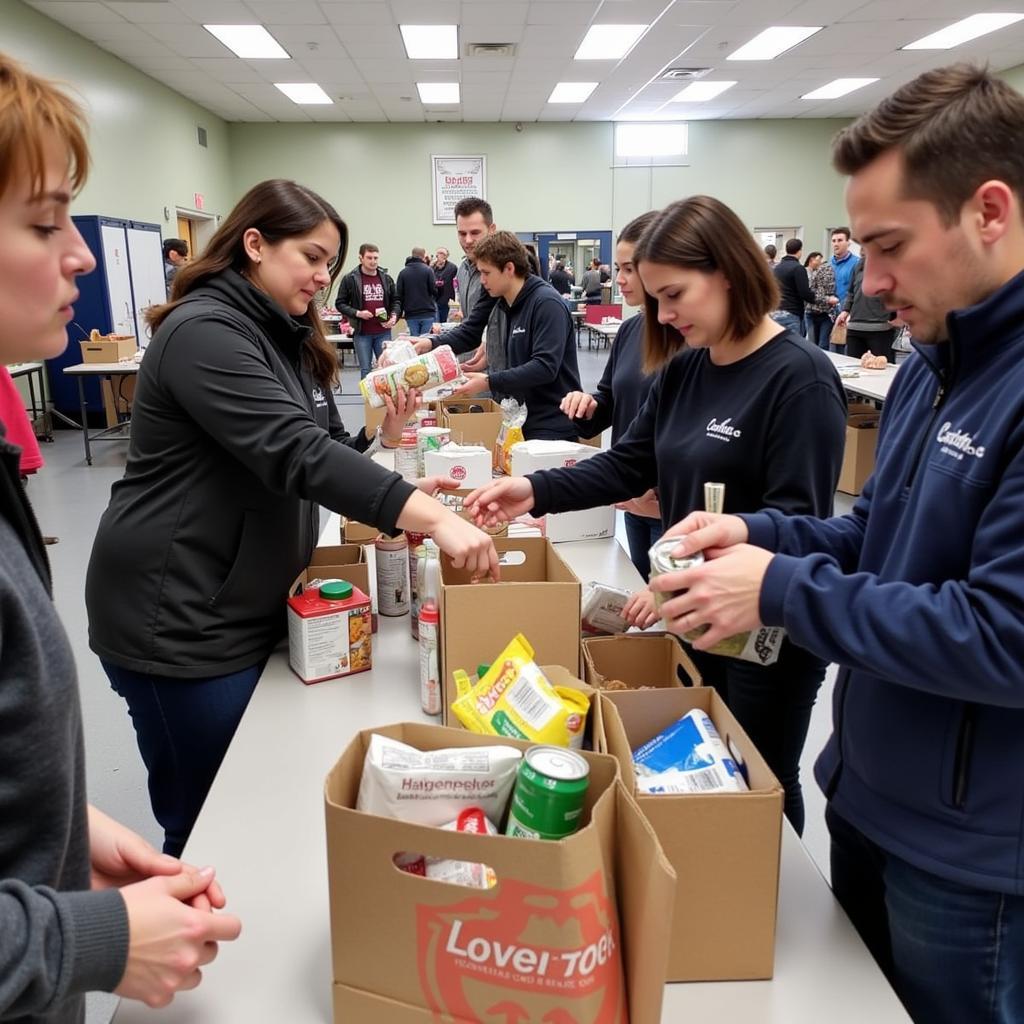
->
<box><xmin>505</xmin><ymin>746</ymin><xmax>589</xmax><ymax>841</ymax></box>
<box><xmin>375</xmin><ymin>535</ymin><xmax>410</xmax><ymax>616</ymax></box>
<box><xmin>647</xmin><ymin>539</ymin><xmax>704</xmax><ymax>613</ymax></box>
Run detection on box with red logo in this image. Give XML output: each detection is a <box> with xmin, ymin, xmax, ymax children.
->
<box><xmin>424</xmin><ymin>443</ymin><xmax>492</xmax><ymax>490</ymax></box>
<box><xmin>510</xmin><ymin>440</ymin><xmax>616</xmax><ymax>542</ymax></box>
<box><xmin>325</xmin><ymin>722</ymin><xmax>675</xmax><ymax>1023</ymax></box>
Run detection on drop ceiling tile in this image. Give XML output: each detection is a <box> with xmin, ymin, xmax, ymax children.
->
<box><xmin>169</xmin><ymin>0</ymin><xmax>251</xmax><ymax>20</ymax></box>
<box><xmin>140</xmin><ymin>24</ymin><xmax>236</xmax><ymax>58</ymax></box>
<box><xmin>29</xmin><ymin>2</ymin><xmax>124</xmax><ymax>23</ymax></box>
<box><xmin>105</xmin><ymin>2</ymin><xmax>183</xmax><ymax>23</ymax></box>
<box><xmin>320</xmin><ymin>3</ymin><xmax>395</xmax><ymax>27</ymax></box>
<box><xmin>461</xmin><ymin>2</ymin><xmax>528</xmax><ymax>26</ymax></box>
<box><xmin>388</xmin><ymin>0</ymin><xmax>460</xmax><ymax>20</ymax></box>
<box><xmin>526</xmin><ymin>1</ymin><xmax>600</xmax><ymax>26</ymax></box>
<box><xmin>244</xmin><ymin>0</ymin><xmax>327</xmax><ymax>22</ymax></box>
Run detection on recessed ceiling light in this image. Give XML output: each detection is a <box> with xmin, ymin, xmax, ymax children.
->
<box><xmin>417</xmin><ymin>82</ymin><xmax>460</xmax><ymax>104</ymax></box>
<box><xmin>727</xmin><ymin>26</ymin><xmax>822</xmax><ymax>61</ymax></box>
<box><xmin>801</xmin><ymin>77</ymin><xmax>879</xmax><ymax>100</ymax></box>
<box><xmin>902</xmin><ymin>12</ymin><xmax>1024</xmax><ymax>50</ymax></box>
<box><xmin>670</xmin><ymin>80</ymin><xmax>737</xmax><ymax>102</ymax></box>
<box><xmin>401</xmin><ymin>25</ymin><xmax>458</xmax><ymax>59</ymax></box>
<box><xmin>204</xmin><ymin>24</ymin><xmax>289</xmax><ymax>59</ymax></box>
<box><xmin>274</xmin><ymin>83</ymin><xmax>333</xmax><ymax>104</ymax></box>
<box><xmin>549</xmin><ymin>82</ymin><xmax>599</xmax><ymax>103</ymax></box>
<box><xmin>574</xmin><ymin>24</ymin><xmax>647</xmax><ymax>60</ymax></box>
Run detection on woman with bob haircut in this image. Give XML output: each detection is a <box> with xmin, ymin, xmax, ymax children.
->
<box><xmin>466</xmin><ymin>195</ymin><xmax>848</xmax><ymax>833</ymax></box>
<box><xmin>86</xmin><ymin>178</ymin><xmax>498</xmax><ymax>858</ymax></box>
<box><xmin>0</xmin><ymin>52</ymin><xmax>242</xmax><ymax>1020</ymax></box>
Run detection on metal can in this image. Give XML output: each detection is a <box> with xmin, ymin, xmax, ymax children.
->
<box><xmin>416</xmin><ymin>425</ymin><xmax>451</xmax><ymax>477</ymax></box>
<box><xmin>505</xmin><ymin>746</ymin><xmax>590</xmax><ymax>841</ymax></box>
<box><xmin>375</xmin><ymin>534</ymin><xmax>409</xmax><ymax>616</ymax></box>
<box><xmin>647</xmin><ymin>538</ymin><xmax>704</xmax><ymax>612</ymax></box>
<box><xmin>418</xmin><ymin>602</ymin><xmax>441</xmax><ymax>715</ymax></box>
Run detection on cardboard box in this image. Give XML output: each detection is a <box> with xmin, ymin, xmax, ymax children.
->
<box><xmin>439</xmin><ymin>537</ymin><xmax>582</xmax><ymax>724</ymax></box>
<box><xmin>601</xmin><ymin>688</ymin><xmax>783</xmax><ymax>981</ymax></box>
<box><xmin>341</xmin><ymin>519</ymin><xmax>381</xmax><ymax>545</ymax></box>
<box><xmin>510</xmin><ymin>440</ymin><xmax>615</xmax><ymax>543</ymax></box>
<box><xmin>79</xmin><ymin>334</ymin><xmax>137</xmax><ymax>363</ymax></box>
<box><xmin>424</xmin><ymin>443</ymin><xmax>492</xmax><ymax>490</ymax></box>
<box><xmin>325</xmin><ymin>722</ymin><xmax>675</xmax><ymax>1023</ymax></box>
<box><xmin>583</xmin><ymin>633</ymin><xmax>701</xmax><ymax>694</ymax></box>
<box><xmin>308</xmin><ymin>543</ymin><xmax>371</xmax><ymax>601</ymax></box>
<box><xmin>838</xmin><ymin>401</ymin><xmax>880</xmax><ymax>496</ymax></box>
<box><xmin>441</xmin><ymin>397</ymin><xmax>503</xmax><ymax>453</ymax></box>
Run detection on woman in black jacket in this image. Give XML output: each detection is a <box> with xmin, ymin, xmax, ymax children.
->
<box><xmin>86</xmin><ymin>179</ymin><xmax>497</xmax><ymax>856</ymax></box>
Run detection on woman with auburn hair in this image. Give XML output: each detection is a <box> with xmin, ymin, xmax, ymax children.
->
<box><xmin>86</xmin><ymin>178</ymin><xmax>498</xmax><ymax>858</ymax></box>
<box><xmin>466</xmin><ymin>195</ymin><xmax>848</xmax><ymax>833</ymax></box>
<box><xmin>0</xmin><ymin>52</ymin><xmax>242</xmax><ymax>1021</ymax></box>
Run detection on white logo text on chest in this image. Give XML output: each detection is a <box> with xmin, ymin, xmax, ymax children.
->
<box><xmin>706</xmin><ymin>417</ymin><xmax>742</xmax><ymax>443</ymax></box>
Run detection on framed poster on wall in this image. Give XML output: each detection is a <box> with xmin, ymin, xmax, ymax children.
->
<box><xmin>432</xmin><ymin>155</ymin><xmax>486</xmax><ymax>224</ymax></box>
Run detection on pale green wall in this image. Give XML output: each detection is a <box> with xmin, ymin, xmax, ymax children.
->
<box><xmin>228</xmin><ymin>118</ymin><xmax>852</xmax><ymax>275</ymax></box>
<box><xmin>1</xmin><ymin>0</ymin><xmax>233</xmax><ymax>230</ymax></box>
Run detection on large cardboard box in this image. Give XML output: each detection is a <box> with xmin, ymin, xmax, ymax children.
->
<box><xmin>441</xmin><ymin>397</ymin><xmax>503</xmax><ymax>453</ymax></box>
<box><xmin>325</xmin><ymin>722</ymin><xmax>675</xmax><ymax>1023</ymax></box>
<box><xmin>510</xmin><ymin>440</ymin><xmax>615</xmax><ymax>542</ymax></box>
<box><xmin>79</xmin><ymin>334</ymin><xmax>137</xmax><ymax>363</ymax></box>
<box><xmin>601</xmin><ymin>688</ymin><xmax>783</xmax><ymax>981</ymax></box>
<box><xmin>439</xmin><ymin>537</ymin><xmax>581</xmax><ymax>724</ymax></box>
<box><xmin>837</xmin><ymin>401</ymin><xmax>880</xmax><ymax>496</ymax></box>
<box><xmin>583</xmin><ymin>633</ymin><xmax>702</xmax><ymax>694</ymax></box>
<box><xmin>341</xmin><ymin>519</ymin><xmax>381</xmax><ymax>545</ymax></box>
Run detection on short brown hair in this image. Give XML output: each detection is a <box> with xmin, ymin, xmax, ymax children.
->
<box><xmin>358</xmin><ymin>242</ymin><xmax>379</xmax><ymax>256</ymax></box>
<box><xmin>634</xmin><ymin>196</ymin><xmax>779</xmax><ymax>372</ymax></box>
<box><xmin>831</xmin><ymin>226</ymin><xmax>851</xmax><ymax>240</ymax></box>
<box><xmin>473</xmin><ymin>231</ymin><xmax>529</xmax><ymax>278</ymax></box>
<box><xmin>453</xmin><ymin>196</ymin><xmax>493</xmax><ymax>225</ymax></box>
<box><xmin>832</xmin><ymin>64</ymin><xmax>1024</xmax><ymax>225</ymax></box>
<box><xmin>0</xmin><ymin>53</ymin><xmax>89</xmax><ymax>201</ymax></box>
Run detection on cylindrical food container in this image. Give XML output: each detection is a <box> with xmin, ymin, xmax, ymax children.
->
<box><xmin>359</xmin><ymin>345</ymin><xmax>461</xmax><ymax>408</ymax></box>
<box><xmin>375</xmin><ymin>534</ymin><xmax>409</xmax><ymax>616</ymax></box>
<box><xmin>418</xmin><ymin>602</ymin><xmax>441</xmax><ymax>715</ymax></box>
<box><xmin>395</xmin><ymin>431</ymin><xmax>419</xmax><ymax>483</ymax></box>
<box><xmin>505</xmin><ymin>746</ymin><xmax>590</xmax><ymax>841</ymax></box>
<box><xmin>416</xmin><ymin>425</ymin><xmax>451</xmax><ymax>477</ymax></box>
<box><xmin>414</xmin><ymin>407</ymin><xmax>438</xmax><ymax>429</ymax></box>
<box><xmin>409</xmin><ymin>542</ymin><xmax>427</xmax><ymax>640</ymax></box>
<box><xmin>378</xmin><ymin>337</ymin><xmax>419</xmax><ymax>368</ymax></box>
<box><xmin>647</xmin><ymin>539</ymin><xmax>704</xmax><ymax>612</ymax></box>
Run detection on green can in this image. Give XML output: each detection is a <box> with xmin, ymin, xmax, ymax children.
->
<box><xmin>505</xmin><ymin>745</ymin><xmax>590</xmax><ymax>841</ymax></box>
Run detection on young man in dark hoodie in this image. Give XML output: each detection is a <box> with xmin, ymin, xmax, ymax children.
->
<box><xmin>659</xmin><ymin>65</ymin><xmax>1024</xmax><ymax>1024</ymax></box>
<box><xmin>445</xmin><ymin>231</ymin><xmax>581</xmax><ymax>440</ymax></box>
<box><xmin>396</xmin><ymin>245</ymin><xmax>438</xmax><ymax>337</ymax></box>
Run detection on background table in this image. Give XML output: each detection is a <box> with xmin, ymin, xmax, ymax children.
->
<box><xmin>62</xmin><ymin>361</ymin><xmax>139</xmax><ymax>464</ymax></box>
<box><xmin>826</xmin><ymin>351</ymin><xmax>897</xmax><ymax>404</ymax></box>
<box><xmin>8</xmin><ymin>361</ymin><xmax>51</xmax><ymax>440</ymax></box>
<box><xmin>112</xmin><ymin>525</ymin><xmax>909</xmax><ymax>1024</ymax></box>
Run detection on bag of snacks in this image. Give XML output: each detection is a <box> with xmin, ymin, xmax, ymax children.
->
<box><xmin>360</xmin><ymin>345</ymin><xmax>461</xmax><ymax>408</ymax></box>
<box><xmin>495</xmin><ymin>398</ymin><xmax>527</xmax><ymax>474</ymax></box>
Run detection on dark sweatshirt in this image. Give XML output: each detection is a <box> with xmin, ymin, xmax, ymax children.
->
<box><xmin>86</xmin><ymin>269</ymin><xmax>415</xmax><ymax>678</ymax></box>
<box><xmin>434</xmin><ymin>261</ymin><xmax>458</xmax><ymax>305</ymax></box>
<box><xmin>484</xmin><ymin>275</ymin><xmax>581</xmax><ymax>440</ymax></box>
<box><xmin>574</xmin><ymin>314</ymin><xmax>655</xmax><ymax>445</ymax></box>
<box><xmin>529</xmin><ymin>329</ymin><xmax>847</xmax><ymax>527</ymax></box>
<box><xmin>0</xmin><ymin>432</ymin><xmax>128</xmax><ymax>1023</ymax></box>
<box><xmin>774</xmin><ymin>256</ymin><xmax>815</xmax><ymax>317</ymax></box>
<box><xmin>396</xmin><ymin>256</ymin><xmax>439</xmax><ymax>319</ymax></box>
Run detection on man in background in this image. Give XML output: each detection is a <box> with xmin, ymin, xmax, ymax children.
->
<box><xmin>830</xmin><ymin>226</ymin><xmax>858</xmax><ymax>306</ymax></box>
<box><xmin>396</xmin><ymin>246</ymin><xmax>437</xmax><ymax>337</ymax></box>
<box><xmin>432</xmin><ymin>247</ymin><xmax>458</xmax><ymax>323</ymax></box>
<box><xmin>336</xmin><ymin>243</ymin><xmax>399</xmax><ymax>378</ymax></box>
<box><xmin>772</xmin><ymin>238</ymin><xmax>815</xmax><ymax>336</ymax></box>
<box><xmin>162</xmin><ymin>237</ymin><xmax>188</xmax><ymax>292</ymax></box>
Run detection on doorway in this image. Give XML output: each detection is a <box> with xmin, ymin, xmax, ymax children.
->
<box><xmin>175</xmin><ymin>207</ymin><xmax>218</xmax><ymax>261</ymax></box>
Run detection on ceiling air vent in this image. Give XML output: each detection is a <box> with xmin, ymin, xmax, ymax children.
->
<box><xmin>659</xmin><ymin>67</ymin><xmax>711</xmax><ymax>80</ymax></box>
<box><xmin>466</xmin><ymin>42</ymin><xmax>518</xmax><ymax>57</ymax></box>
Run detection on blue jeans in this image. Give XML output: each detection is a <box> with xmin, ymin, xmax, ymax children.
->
<box><xmin>436</xmin><ymin>303</ymin><xmax>450</xmax><ymax>323</ymax></box>
<box><xmin>828</xmin><ymin>807</ymin><xmax>1024</xmax><ymax>1024</ymax></box>
<box><xmin>355</xmin><ymin>330</ymin><xmax>390</xmax><ymax>379</ymax></box>
<box><xmin>623</xmin><ymin>511</ymin><xmax>664</xmax><ymax>580</ymax></box>
<box><xmin>405</xmin><ymin>316</ymin><xmax>436</xmax><ymax>338</ymax></box>
<box><xmin>104</xmin><ymin>659</ymin><xmax>264</xmax><ymax>856</ymax></box>
<box><xmin>805</xmin><ymin>311</ymin><xmax>833</xmax><ymax>349</ymax></box>
<box><xmin>771</xmin><ymin>310</ymin><xmax>805</xmax><ymax>336</ymax></box>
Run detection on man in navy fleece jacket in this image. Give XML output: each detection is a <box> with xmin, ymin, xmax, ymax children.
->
<box><xmin>648</xmin><ymin>65</ymin><xmax>1024</xmax><ymax>1024</ymax></box>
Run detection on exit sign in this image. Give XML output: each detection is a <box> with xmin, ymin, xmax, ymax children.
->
<box><xmin>193</xmin><ymin>193</ymin><xmax>205</xmax><ymax>210</ymax></box>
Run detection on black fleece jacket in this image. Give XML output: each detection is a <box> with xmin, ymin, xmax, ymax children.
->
<box><xmin>397</xmin><ymin>257</ymin><xmax>439</xmax><ymax>318</ymax></box>
<box><xmin>86</xmin><ymin>269</ymin><xmax>415</xmax><ymax>677</ymax></box>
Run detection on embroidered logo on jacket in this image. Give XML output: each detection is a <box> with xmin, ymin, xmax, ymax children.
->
<box><xmin>312</xmin><ymin>385</ymin><xmax>328</xmax><ymax>409</ymax></box>
<box><xmin>936</xmin><ymin>422</ymin><xmax>985</xmax><ymax>461</ymax></box>
<box><xmin>706</xmin><ymin>417</ymin><xmax>742</xmax><ymax>442</ymax></box>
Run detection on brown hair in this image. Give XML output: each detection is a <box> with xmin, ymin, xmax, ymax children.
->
<box><xmin>0</xmin><ymin>52</ymin><xmax>89</xmax><ymax>201</ymax></box>
<box><xmin>358</xmin><ymin>242</ymin><xmax>378</xmax><ymax>256</ymax></box>
<box><xmin>453</xmin><ymin>196</ymin><xmax>493</xmax><ymax>224</ymax></box>
<box><xmin>473</xmin><ymin>231</ymin><xmax>529</xmax><ymax>278</ymax></box>
<box><xmin>634</xmin><ymin>196</ymin><xmax>779</xmax><ymax>373</ymax></box>
<box><xmin>148</xmin><ymin>179</ymin><xmax>347</xmax><ymax>386</ymax></box>
<box><xmin>832</xmin><ymin>64</ymin><xmax>1024</xmax><ymax>225</ymax></box>
<box><xmin>617</xmin><ymin>211</ymin><xmax>658</xmax><ymax>246</ymax></box>
<box><xmin>831</xmin><ymin>226</ymin><xmax>851</xmax><ymax>240</ymax></box>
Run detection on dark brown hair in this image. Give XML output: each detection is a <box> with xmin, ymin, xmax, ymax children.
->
<box><xmin>0</xmin><ymin>52</ymin><xmax>89</xmax><ymax>200</ymax></box>
<box><xmin>473</xmin><ymin>231</ymin><xmax>529</xmax><ymax>278</ymax></box>
<box><xmin>634</xmin><ymin>196</ymin><xmax>779</xmax><ymax>373</ymax></box>
<box><xmin>617</xmin><ymin>211</ymin><xmax>658</xmax><ymax>246</ymax></box>
<box><xmin>453</xmin><ymin>196</ymin><xmax>493</xmax><ymax>225</ymax></box>
<box><xmin>832</xmin><ymin>64</ymin><xmax>1024</xmax><ymax>225</ymax></box>
<box><xmin>831</xmin><ymin>226</ymin><xmax>851</xmax><ymax>240</ymax></box>
<box><xmin>148</xmin><ymin>179</ymin><xmax>347</xmax><ymax>386</ymax></box>
<box><xmin>358</xmin><ymin>242</ymin><xmax>378</xmax><ymax>256</ymax></box>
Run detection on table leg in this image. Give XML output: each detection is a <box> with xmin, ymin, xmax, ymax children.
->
<box><xmin>77</xmin><ymin>376</ymin><xmax>92</xmax><ymax>465</ymax></box>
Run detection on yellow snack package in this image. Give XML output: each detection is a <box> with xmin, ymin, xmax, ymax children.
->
<box><xmin>451</xmin><ymin>634</ymin><xmax>590</xmax><ymax>748</ymax></box>
<box><xmin>495</xmin><ymin>398</ymin><xmax>527</xmax><ymax>475</ymax></box>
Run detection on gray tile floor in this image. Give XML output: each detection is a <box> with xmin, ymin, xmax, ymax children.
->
<box><xmin>25</xmin><ymin>341</ymin><xmax>846</xmax><ymax>1022</ymax></box>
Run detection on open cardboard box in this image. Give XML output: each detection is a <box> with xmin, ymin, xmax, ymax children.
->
<box><xmin>441</xmin><ymin>397</ymin><xmax>503</xmax><ymax>459</ymax></box>
<box><xmin>583</xmin><ymin>633</ymin><xmax>702</xmax><ymax>695</ymax></box>
<box><xmin>325</xmin><ymin>722</ymin><xmax>675</xmax><ymax>1023</ymax></box>
<box><xmin>600</xmin><ymin>688</ymin><xmax>783</xmax><ymax>982</ymax></box>
<box><xmin>438</xmin><ymin>537</ymin><xmax>581</xmax><ymax>724</ymax></box>
<box><xmin>79</xmin><ymin>333</ymin><xmax>137</xmax><ymax>363</ymax></box>
<box><xmin>838</xmin><ymin>401</ymin><xmax>880</xmax><ymax>496</ymax></box>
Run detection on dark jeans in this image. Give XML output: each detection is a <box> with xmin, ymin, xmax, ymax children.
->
<box><xmin>688</xmin><ymin>642</ymin><xmax>825</xmax><ymax>834</ymax></box>
<box><xmin>770</xmin><ymin>310</ymin><xmax>805</xmax><ymax>336</ymax></box>
<box><xmin>828</xmin><ymin>806</ymin><xmax>1024</xmax><ymax>1024</ymax></box>
<box><xmin>846</xmin><ymin>327</ymin><xmax>897</xmax><ymax>363</ymax></box>
<box><xmin>585</xmin><ymin>292</ymin><xmax>602</xmax><ymax>305</ymax></box>
<box><xmin>405</xmin><ymin>315</ymin><xmax>436</xmax><ymax>338</ymax></box>
<box><xmin>623</xmin><ymin>511</ymin><xmax>664</xmax><ymax>580</ymax></box>
<box><xmin>805</xmin><ymin>311</ymin><xmax>833</xmax><ymax>349</ymax></box>
<box><xmin>354</xmin><ymin>330</ymin><xmax>390</xmax><ymax>379</ymax></box>
<box><xmin>104</xmin><ymin>659</ymin><xmax>264</xmax><ymax>856</ymax></box>
<box><xmin>436</xmin><ymin>302</ymin><xmax>450</xmax><ymax>323</ymax></box>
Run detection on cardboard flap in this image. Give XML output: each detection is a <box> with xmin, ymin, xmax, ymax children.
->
<box><xmin>441</xmin><ymin>537</ymin><xmax>578</xmax><ymax>586</ymax></box>
<box><xmin>310</xmin><ymin>544</ymin><xmax>365</xmax><ymax>567</ymax></box>
<box><xmin>614</xmin><ymin>782</ymin><xmax>675</xmax><ymax>1024</ymax></box>
<box><xmin>583</xmin><ymin>633</ymin><xmax>702</xmax><ymax>690</ymax></box>
<box><xmin>598</xmin><ymin>695</ymin><xmax>637</xmax><ymax>787</ymax></box>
